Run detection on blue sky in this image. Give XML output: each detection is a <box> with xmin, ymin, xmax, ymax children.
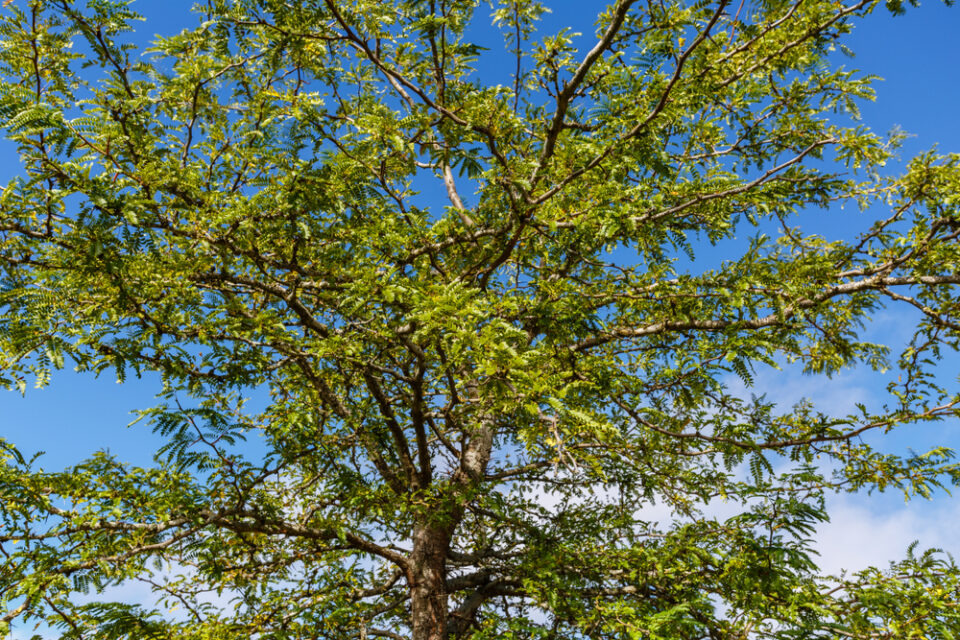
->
<box><xmin>1</xmin><ymin>0</ymin><xmax>959</xmax><ymax>625</ymax></box>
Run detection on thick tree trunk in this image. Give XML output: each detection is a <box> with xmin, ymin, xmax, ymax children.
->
<box><xmin>410</xmin><ymin>523</ymin><xmax>451</xmax><ymax>640</ymax></box>
<box><xmin>410</xmin><ymin>410</ymin><xmax>495</xmax><ymax>640</ymax></box>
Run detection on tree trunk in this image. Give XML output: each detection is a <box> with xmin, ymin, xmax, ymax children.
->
<box><xmin>410</xmin><ymin>522</ymin><xmax>450</xmax><ymax>640</ymax></box>
<box><xmin>410</xmin><ymin>412</ymin><xmax>494</xmax><ymax>639</ymax></box>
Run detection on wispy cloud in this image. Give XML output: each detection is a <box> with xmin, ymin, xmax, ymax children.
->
<box><xmin>721</xmin><ymin>337</ymin><xmax>960</xmax><ymax>576</ymax></box>
<box><xmin>816</xmin><ymin>492</ymin><xmax>960</xmax><ymax>576</ymax></box>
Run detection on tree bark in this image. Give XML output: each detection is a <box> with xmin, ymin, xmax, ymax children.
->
<box><xmin>410</xmin><ymin>522</ymin><xmax>451</xmax><ymax>640</ymax></box>
<box><xmin>410</xmin><ymin>407</ymin><xmax>495</xmax><ymax>640</ymax></box>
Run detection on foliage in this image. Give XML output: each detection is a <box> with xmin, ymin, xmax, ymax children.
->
<box><xmin>1</xmin><ymin>0</ymin><xmax>959</xmax><ymax>638</ymax></box>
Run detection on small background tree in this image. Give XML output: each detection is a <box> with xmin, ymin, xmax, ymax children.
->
<box><xmin>1</xmin><ymin>0</ymin><xmax>959</xmax><ymax>638</ymax></box>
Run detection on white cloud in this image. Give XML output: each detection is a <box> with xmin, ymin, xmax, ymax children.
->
<box><xmin>725</xmin><ymin>365</ymin><xmax>875</xmax><ymax>418</ymax></box>
<box><xmin>815</xmin><ymin>492</ymin><xmax>960</xmax><ymax>576</ymax></box>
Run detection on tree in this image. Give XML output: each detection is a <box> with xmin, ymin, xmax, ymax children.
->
<box><xmin>1</xmin><ymin>0</ymin><xmax>959</xmax><ymax>637</ymax></box>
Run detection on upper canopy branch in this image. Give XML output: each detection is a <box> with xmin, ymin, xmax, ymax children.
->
<box><xmin>574</xmin><ymin>273</ymin><xmax>960</xmax><ymax>352</ymax></box>
<box><xmin>322</xmin><ymin>0</ymin><xmax>514</xmax><ymax>181</ymax></box>
<box><xmin>531</xmin><ymin>0</ymin><xmax>640</xmax><ymax>185</ymax></box>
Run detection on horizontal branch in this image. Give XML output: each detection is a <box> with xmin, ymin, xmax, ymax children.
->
<box><xmin>574</xmin><ymin>273</ymin><xmax>960</xmax><ymax>351</ymax></box>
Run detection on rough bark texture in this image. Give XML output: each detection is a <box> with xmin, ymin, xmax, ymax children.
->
<box><xmin>410</xmin><ymin>417</ymin><xmax>495</xmax><ymax>640</ymax></box>
<box><xmin>410</xmin><ymin>523</ymin><xmax>452</xmax><ymax>640</ymax></box>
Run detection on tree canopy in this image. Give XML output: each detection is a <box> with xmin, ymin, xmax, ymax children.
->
<box><xmin>1</xmin><ymin>0</ymin><xmax>959</xmax><ymax>638</ymax></box>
